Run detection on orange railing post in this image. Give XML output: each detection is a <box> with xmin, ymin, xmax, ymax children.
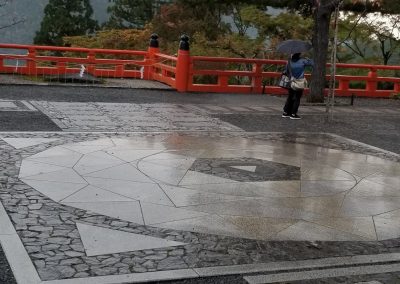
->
<box><xmin>27</xmin><ymin>47</ymin><xmax>36</xmax><ymax>76</ymax></box>
<box><xmin>338</xmin><ymin>78</ymin><xmax>349</xmax><ymax>94</ymax></box>
<box><xmin>252</xmin><ymin>63</ymin><xmax>263</xmax><ymax>94</ymax></box>
<box><xmin>57</xmin><ymin>61</ymin><xmax>67</xmax><ymax>75</ymax></box>
<box><xmin>218</xmin><ymin>76</ymin><xmax>229</xmax><ymax>89</ymax></box>
<box><xmin>143</xmin><ymin>33</ymin><xmax>160</xmax><ymax>80</ymax></box>
<box><xmin>175</xmin><ymin>35</ymin><xmax>190</xmax><ymax>92</ymax></box>
<box><xmin>115</xmin><ymin>65</ymin><xmax>124</xmax><ymax>77</ymax></box>
<box><xmin>394</xmin><ymin>82</ymin><xmax>400</xmax><ymax>94</ymax></box>
<box><xmin>366</xmin><ymin>68</ymin><xmax>377</xmax><ymax>96</ymax></box>
<box><xmin>87</xmin><ymin>51</ymin><xmax>95</xmax><ymax>75</ymax></box>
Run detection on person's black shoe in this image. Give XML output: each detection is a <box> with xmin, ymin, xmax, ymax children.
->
<box><xmin>282</xmin><ymin>112</ymin><xmax>290</xmax><ymax>118</ymax></box>
<box><xmin>290</xmin><ymin>114</ymin><xmax>301</xmax><ymax>120</ymax></box>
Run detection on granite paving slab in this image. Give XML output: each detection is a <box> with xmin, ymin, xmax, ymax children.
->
<box><xmin>0</xmin><ymin>131</ymin><xmax>399</xmax><ymax>283</ymax></box>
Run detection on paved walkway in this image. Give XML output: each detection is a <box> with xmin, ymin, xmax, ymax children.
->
<box><xmin>0</xmin><ymin>80</ymin><xmax>399</xmax><ymax>284</ymax></box>
<box><xmin>0</xmin><ymin>74</ymin><xmax>172</xmax><ymax>90</ymax></box>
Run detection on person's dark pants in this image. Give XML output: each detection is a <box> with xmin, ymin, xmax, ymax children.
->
<box><xmin>283</xmin><ymin>88</ymin><xmax>303</xmax><ymax>115</ymax></box>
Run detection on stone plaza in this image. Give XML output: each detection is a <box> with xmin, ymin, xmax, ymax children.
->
<box><xmin>0</xmin><ymin>81</ymin><xmax>399</xmax><ymax>284</ymax></box>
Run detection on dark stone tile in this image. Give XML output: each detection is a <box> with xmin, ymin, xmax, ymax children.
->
<box><xmin>0</xmin><ymin>244</ymin><xmax>16</xmax><ymax>284</ymax></box>
<box><xmin>190</xmin><ymin>158</ymin><xmax>300</xmax><ymax>182</ymax></box>
<box><xmin>0</xmin><ymin>111</ymin><xmax>61</xmax><ymax>131</ymax></box>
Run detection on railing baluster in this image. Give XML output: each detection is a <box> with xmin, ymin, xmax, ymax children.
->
<box><xmin>338</xmin><ymin>79</ymin><xmax>349</xmax><ymax>95</ymax></box>
<box><xmin>394</xmin><ymin>82</ymin><xmax>400</xmax><ymax>94</ymax></box>
<box><xmin>219</xmin><ymin>76</ymin><xmax>228</xmax><ymax>88</ymax></box>
<box><xmin>366</xmin><ymin>68</ymin><xmax>378</xmax><ymax>96</ymax></box>
<box><xmin>252</xmin><ymin>63</ymin><xmax>263</xmax><ymax>94</ymax></box>
<box><xmin>27</xmin><ymin>47</ymin><xmax>36</xmax><ymax>76</ymax></box>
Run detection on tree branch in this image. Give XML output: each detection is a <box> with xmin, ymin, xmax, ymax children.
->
<box><xmin>338</xmin><ymin>10</ymin><xmax>368</xmax><ymax>45</ymax></box>
<box><xmin>0</xmin><ymin>18</ymin><xmax>25</xmax><ymax>30</ymax></box>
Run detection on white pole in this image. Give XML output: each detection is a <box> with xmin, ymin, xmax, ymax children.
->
<box><xmin>326</xmin><ymin>0</ymin><xmax>342</xmax><ymax>121</ymax></box>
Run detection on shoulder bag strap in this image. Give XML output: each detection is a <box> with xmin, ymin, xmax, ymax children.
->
<box><xmin>287</xmin><ymin>59</ymin><xmax>292</xmax><ymax>78</ymax></box>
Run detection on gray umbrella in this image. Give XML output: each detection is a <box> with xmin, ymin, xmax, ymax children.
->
<box><xmin>276</xmin><ymin>40</ymin><xmax>312</xmax><ymax>54</ymax></box>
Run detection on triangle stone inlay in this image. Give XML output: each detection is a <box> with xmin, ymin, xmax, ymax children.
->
<box><xmin>76</xmin><ymin>223</ymin><xmax>186</xmax><ymax>256</ymax></box>
<box><xmin>230</xmin><ymin>166</ymin><xmax>257</xmax><ymax>172</ymax></box>
<box><xmin>1</xmin><ymin>137</ymin><xmax>58</xmax><ymax>149</ymax></box>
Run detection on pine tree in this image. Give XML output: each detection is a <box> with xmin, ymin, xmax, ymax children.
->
<box><xmin>105</xmin><ymin>0</ymin><xmax>169</xmax><ymax>29</ymax></box>
<box><xmin>34</xmin><ymin>0</ymin><xmax>98</xmax><ymax>46</ymax></box>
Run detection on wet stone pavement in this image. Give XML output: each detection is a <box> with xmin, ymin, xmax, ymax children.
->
<box><xmin>0</xmin><ymin>85</ymin><xmax>399</xmax><ymax>284</ymax></box>
<box><xmin>0</xmin><ymin>131</ymin><xmax>400</xmax><ymax>284</ymax></box>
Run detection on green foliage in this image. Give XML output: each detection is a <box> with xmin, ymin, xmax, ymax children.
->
<box><xmin>176</xmin><ymin>0</ymin><xmax>270</xmax><ymax>8</ymax></box>
<box><xmin>364</xmin><ymin>14</ymin><xmax>400</xmax><ymax>65</ymax></box>
<box><xmin>59</xmin><ymin>0</ymin><xmax>400</xmax><ymax>90</ymax></box>
<box><xmin>171</xmin><ymin>0</ymin><xmax>233</xmax><ymax>41</ymax></box>
<box><xmin>190</xmin><ymin>32</ymin><xmax>266</xmax><ymax>58</ymax></box>
<box><xmin>267</xmin><ymin>12</ymin><xmax>313</xmax><ymax>41</ymax></box>
<box><xmin>150</xmin><ymin>3</ymin><xmax>270</xmax><ymax>58</ymax></box>
<box><xmin>390</xmin><ymin>93</ymin><xmax>400</xmax><ymax>99</ymax></box>
<box><xmin>64</xmin><ymin>25</ymin><xmax>152</xmax><ymax>51</ymax></box>
<box><xmin>34</xmin><ymin>0</ymin><xmax>98</xmax><ymax>46</ymax></box>
<box><xmin>105</xmin><ymin>0</ymin><xmax>167</xmax><ymax>29</ymax></box>
<box><xmin>265</xmin><ymin>0</ymin><xmax>389</xmax><ymax>15</ymax></box>
<box><xmin>380</xmin><ymin>0</ymin><xmax>400</xmax><ymax>14</ymax></box>
<box><xmin>231</xmin><ymin>5</ymin><xmax>267</xmax><ymax>36</ymax></box>
<box><xmin>66</xmin><ymin>2</ymin><xmax>312</xmax><ymax>61</ymax></box>
<box><xmin>63</xmin><ymin>0</ymin><xmax>398</xmax><ymax>68</ymax></box>
<box><xmin>337</xmin><ymin>13</ymin><xmax>400</xmax><ymax>65</ymax></box>
<box><xmin>337</xmin><ymin>14</ymin><xmax>375</xmax><ymax>62</ymax></box>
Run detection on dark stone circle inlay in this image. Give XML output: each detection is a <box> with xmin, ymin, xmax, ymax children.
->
<box><xmin>189</xmin><ymin>158</ymin><xmax>300</xmax><ymax>182</ymax></box>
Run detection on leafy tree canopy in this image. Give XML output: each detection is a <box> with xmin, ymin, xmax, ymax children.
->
<box><xmin>34</xmin><ymin>0</ymin><xmax>97</xmax><ymax>46</ymax></box>
<box><xmin>263</xmin><ymin>0</ymin><xmax>392</xmax><ymax>15</ymax></box>
<box><xmin>64</xmin><ymin>25</ymin><xmax>152</xmax><ymax>51</ymax></box>
<box><xmin>64</xmin><ymin>0</ymin><xmax>399</xmax><ymax>100</ymax></box>
<box><xmin>338</xmin><ymin>13</ymin><xmax>400</xmax><ymax>65</ymax></box>
<box><xmin>105</xmin><ymin>0</ymin><xmax>169</xmax><ymax>29</ymax></box>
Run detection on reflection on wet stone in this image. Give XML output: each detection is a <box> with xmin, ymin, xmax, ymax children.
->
<box><xmin>189</xmin><ymin>158</ymin><xmax>301</xmax><ymax>182</ymax></box>
<box><xmin>1</xmin><ymin>132</ymin><xmax>400</xmax><ymax>281</ymax></box>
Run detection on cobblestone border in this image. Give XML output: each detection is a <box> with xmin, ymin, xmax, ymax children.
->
<box><xmin>0</xmin><ymin>131</ymin><xmax>399</xmax><ymax>281</ymax></box>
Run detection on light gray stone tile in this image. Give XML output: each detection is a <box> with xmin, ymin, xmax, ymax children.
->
<box><xmin>76</xmin><ymin>223</ymin><xmax>187</xmax><ymax>256</ymax></box>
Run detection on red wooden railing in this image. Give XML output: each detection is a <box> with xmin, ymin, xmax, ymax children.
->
<box><xmin>1</xmin><ymin>43</ymin><xmax>400</xmax><ymax>97</ymax></box>
<box><xmin>0</xmin><ymin>43</ymin><xmax>152</xmax><ymax>78</ymax></box>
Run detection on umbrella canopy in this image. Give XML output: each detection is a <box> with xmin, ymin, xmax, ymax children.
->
<box><xmin>276</xmin><ymin>40</ymin><xmax>312</xmax><ymax>54</ymax></box>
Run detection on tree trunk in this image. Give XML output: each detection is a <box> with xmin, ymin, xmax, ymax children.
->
<box><xmin>308</xmin><ymin>1</ymin><xmax>336</xmax><ymax>103</ymax></box>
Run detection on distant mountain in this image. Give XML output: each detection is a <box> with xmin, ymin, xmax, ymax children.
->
<box><xmin>0</xmin><ymin>0</ymin><xmax>110</xmax><ymax>44</ymax></box>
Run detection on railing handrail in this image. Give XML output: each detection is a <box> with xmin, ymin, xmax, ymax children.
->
<box><xmin>155</xmin><ymin>53</ymin><xmax>177</xmax><ymax>61</ymax></box>
<box><xmin>0</xmin><ymin>43</ymin><xmax>147</xmax><ymax>56</ymax></box>
<box><xmin>192</xmin><ymin>55</ymin><xmax>400</xmax><ymax>71</ymax></box>
<box><xmin>334</xmin><ymin>63</ymin><xmax>400</xmax><ymax>71</ymax></box>
<box><xmin>192</xmin><ymin>56</ymin><xmax>286</xmax><ymax>65</ymax></box>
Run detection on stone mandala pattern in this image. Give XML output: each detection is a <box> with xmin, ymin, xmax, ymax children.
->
<box><xmin>18</xmin><ymin>136</ymin><xmax>400</xmax><ymax>241</ymax></box>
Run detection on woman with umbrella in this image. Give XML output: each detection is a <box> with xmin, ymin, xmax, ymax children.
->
<box><xmin>277</xmin><ymin>40</ymin><xmax>314</xmax><ymax>120</ymax></box>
